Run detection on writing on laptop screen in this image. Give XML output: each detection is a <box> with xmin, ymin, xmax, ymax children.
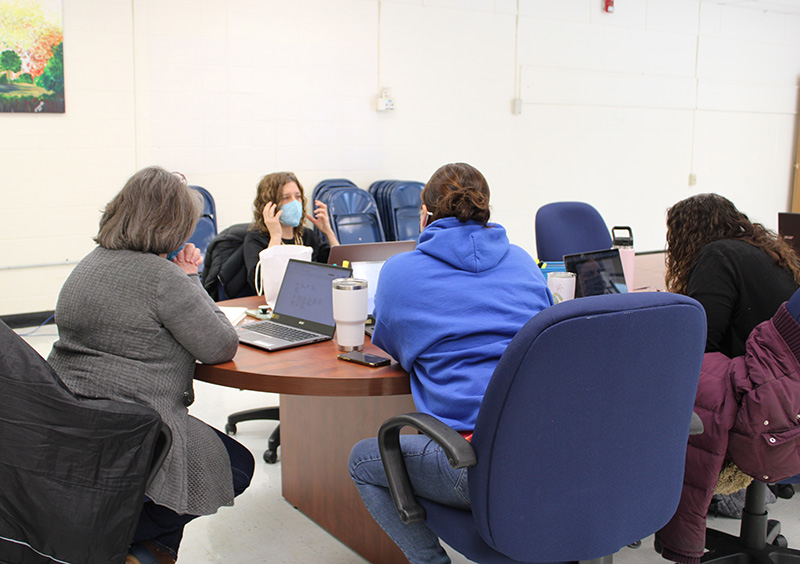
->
<box><xmin>273</xmin><ymin>260</ymin><xmax>344</xmax><ymax>326</ymax></box>
<box><xmin>564</xmin><ymin>248</ymin><xmax>628</xmax><ymax>297</ymax></box>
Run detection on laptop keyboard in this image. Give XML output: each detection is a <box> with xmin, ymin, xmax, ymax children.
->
<box><xmin>246</xmin><ymin>321</ymin><xmax>317</xmax><ymax>342</ymax></box>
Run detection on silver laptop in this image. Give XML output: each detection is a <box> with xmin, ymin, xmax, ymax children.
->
<box><xmin>327</xmin><ymin>240</ymin><xmax>415</xmax><ymax>266</ymax></box>
<box><xmin>563</xmin><ymin>248</ymin><xmax>629</xmax><ymax>297</ymax></box>
<box><xmin>238</xmin><ymin>259</ymin><xmax>352</xmax><ymax>352</ymax></box>
<box><xmin>328</xmin><ymin>241</ymin><xmax>416</xmax><ymax>336</ymax></box>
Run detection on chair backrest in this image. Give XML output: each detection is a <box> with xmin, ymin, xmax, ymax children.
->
<box><xmin>369</xmin><ymin>180</ymin><xmax>424</xmax><ymax>242</ymax></box>
<box><xmin>535</xmin><ymin>201</ymin><xmax>613</xmax><ymax>262</ymax></box>
<box><xmin>469</xmin><ymin>292</ymin><xmax>706</xmax><ymax>562</ymax></box>
<box><xmin>0</xmin><ymin>320</ymin><xmax>166</xmax><ymax>564</ymax></box>
<box><xmin>202</xmin><ymin>223</ymin><xmax>255</xmax><ymax>301</ymax></box>
<box><xmin>389</xmin><ymin>182</ymin><xmax>423</xmax><ymax>241</ymax></box>
<box><xmin>188</xmin><ymin>185</ymin><xmax>218</xmax><ymax>276</ymax></box>
<box><xmin>312</xmin><ymin>178</ymin><xmax>358</xmax><ymax>205</ymax></box>
<box><xmin>321</xmin><ymin>187</ymin><xmax>385</xmax><ymax>244</ymax></box>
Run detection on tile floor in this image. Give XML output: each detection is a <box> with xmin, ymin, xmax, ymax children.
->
<box><xmin>17</xmin><ymin>325</ymin><xmax>800</xmax><ymax>564</ymax></box>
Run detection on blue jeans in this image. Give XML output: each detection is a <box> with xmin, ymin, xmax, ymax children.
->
<box><xmin>349</xmin><ymin>434</ymin><xmax>470</xmax><ymax>564</ymax></box>
<box><xmin>132</xmin><ymin>427</ymin><xmax>255</xmax><ymax>557</ymax></box>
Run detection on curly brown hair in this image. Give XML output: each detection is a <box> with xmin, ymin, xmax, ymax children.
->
<box><xmin>251</xmin><ymin>172</ymin><xmax>306</xmax><ymax>245</ymax></box>
<box><xmin>665</xmin><ymin>193</ymin><xmax>800</xmax><ymax>294</ymax></box>
<box><xmin>422</xmin><ymin>163</ymin><xmax>491</xmax><ymax>226</ymax></box>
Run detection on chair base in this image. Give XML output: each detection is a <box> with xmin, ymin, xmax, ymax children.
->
<box><xmin>225</xmin><ymin>407</ymin><xmax>280</xmax><ymax>464</ymax></box>
<box><xmin>580</xmin><ymin>556</ymin><xmax>613</xmax><ymax>564</ymax></box>
<box><xmin>702</xmin><ymin>482</ymin><xmax>800</xmax><ymax>564</ymax></box>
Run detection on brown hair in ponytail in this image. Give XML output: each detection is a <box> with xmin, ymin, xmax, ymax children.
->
<box><xmin>422</xmin><ymin>163</ymin><xmax>491</xmax><ymax>226</ymax></box>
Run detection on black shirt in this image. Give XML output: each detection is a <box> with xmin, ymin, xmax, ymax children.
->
<box><xmin>687</xmin><ymin>239</ymin><xmax>797</xmax><ymax>357</ymax></box>
<box><xmin>242</xmin><ymin>227</ymin><xmax>332</xmax><ymax>294</ymax></box>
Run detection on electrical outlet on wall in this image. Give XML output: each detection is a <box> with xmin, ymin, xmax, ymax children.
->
<box><xmin>376</xmin><ymin>87</ymin><xmax>395</xmax><ymax>112</ymax></box>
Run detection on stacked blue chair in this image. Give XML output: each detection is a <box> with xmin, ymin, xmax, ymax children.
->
<box><xmin>311</xmin><ymin>178</ymin><xmax>357</xmax><ymax>204</ymax></box>
<box><xmin>369</xmin><ymin>180</ymin><xmax>424</xmax><ymax>241</ymax></box>
<box><xmin>313</xmin><ymin>179</ymin><xmax>385</xmax><ymax>244</ymax></box>
<box><xmin>187</xmin><ymin>185</ymin><xmax>218</xmax><ymax>277</ymax></box>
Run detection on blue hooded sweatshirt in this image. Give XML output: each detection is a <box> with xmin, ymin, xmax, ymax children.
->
<box><xmin>371</xmin><ymin>217</ymin><xmax>553</xmax><ymax>430</ymax></box>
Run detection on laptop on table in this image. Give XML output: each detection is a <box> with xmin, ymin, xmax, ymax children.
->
<box><xmin>328</xmin><ymin>241</ymin><xmax>416</xmax><ymax>336</ymax></box>
<box><xmin>563</xmin><ymin>248</ymin><xmax>629</xmax><ymax>297</ymax></box>
<box><xmin>238</xmin><ymin>259</ymin><xmax>352</xmax><ymax>352</ymax></box>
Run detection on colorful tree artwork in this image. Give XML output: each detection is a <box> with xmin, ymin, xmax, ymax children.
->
<box><xmin>0</xmin><ymin>0</ymin><xmax>64</xmax><ymax>113</ymax></box>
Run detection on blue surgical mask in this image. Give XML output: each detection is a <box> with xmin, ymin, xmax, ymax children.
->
<box><xmin>280</xmin><ymin>199</ymin><xmax>304</xmax><ymax>227</ymax></box>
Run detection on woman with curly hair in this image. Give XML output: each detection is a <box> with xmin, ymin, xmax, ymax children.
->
<box><xmin>665</xmin><ymin>193</ymin><xmax>800</xmax><ymax>357</ymax></box>
<box><xmin>243</xmin><ymin>172</ymin><xmax>339</xmax><ymax>294</ymax></box>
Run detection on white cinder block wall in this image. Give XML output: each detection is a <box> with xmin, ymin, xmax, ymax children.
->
<box><xmin>1</xmin><ymin>0</ymin><xmax>798</xmax><ymax>316</ymax></box>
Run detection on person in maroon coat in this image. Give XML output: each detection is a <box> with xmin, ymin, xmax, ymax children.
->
<box><xmin>658</xmin><ymin>289</ymin><xmax>800</xmax><ymax>564</ymax></box>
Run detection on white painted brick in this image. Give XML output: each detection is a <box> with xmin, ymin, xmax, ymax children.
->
<box><xmin>699</xmin><ymin>2</ymin><xmax>722</xmax><ymax>36</ymax></box>
<box><xmin>720</xmin><ymin>4</ymin><xmax>786</xmax><ymax>42</ymax></box>
<box><xmin>697</xmin><ymin>36</ymin><xmax>794</xmax><ymax>82</ymax></box>
<box><xmin>698</xmin><ymin>80</ymin><xmax>798</xmax><ymax>113</ymax></box>
<box><xmin>494</xmin><ymin>0</ymin><xmax>518</xmax><ymax>14</ymax></box>
<box><xmin>646</xmin><ymin>0</ymin><xmax>700</xmax><ymax>35</ymax></box>
<box><xmin>519</xmin><ymin>0</ymin><xmax>590</xmax><ymax>21</ymax></box>
<box><xmin>786</xmin><ymin>15</ymin><xmax>800</xmax><ymax>45</ymax></box>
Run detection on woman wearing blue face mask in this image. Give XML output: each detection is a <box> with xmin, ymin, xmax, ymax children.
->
<box><xmin>243</xmin><ymin>172</ymin><xmax>339</xmax><ymax>294</ymax></box>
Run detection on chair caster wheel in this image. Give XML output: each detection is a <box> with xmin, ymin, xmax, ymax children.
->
<box><xmin>263</xmin><ymin>449</ymin><xmax>278</xmax><ymax>464</ymax></box>
<box><xmin>627</xmin><ymin>540</ymin><xmax>642</xmax><ymax>549</ymax></box>
<box><xmin>225</xmin><ymin>423</ymin><xmax>237</xmax><ymax>435</ymax></box>
<box><xmin>773</xmin><ymin>534</ymin><xmax>789</xmax><ymax>548</ymax></box>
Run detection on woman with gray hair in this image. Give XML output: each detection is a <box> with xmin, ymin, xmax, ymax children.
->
<box><xmin>48</xmin><ymin>166</ymin><xmax>254</xmax><ymax>564</ymax></box>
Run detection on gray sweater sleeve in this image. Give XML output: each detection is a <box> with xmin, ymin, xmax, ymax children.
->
<box><xmin>156</xmin><ymin>269</ymin><xmax>239</xmax><ymax>364</ymax></box>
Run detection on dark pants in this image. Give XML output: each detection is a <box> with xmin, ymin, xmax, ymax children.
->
<box><xmin>132</xmin><ymin>427</ymin><xmax>255</xmax><ymax>557</ymax></box>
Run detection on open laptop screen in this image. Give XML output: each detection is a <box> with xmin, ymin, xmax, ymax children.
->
<box><xmin>273</xmin><ymin>260</ymin><xmax>350</xmax><ymax>327</ymax></box>
<box><xmin>779</xmin><ymin>212</ymin><xmax>800</xmax><ymax>256</ymax></box>
<box><xmin>563</xmin><ymin>248</ymin><xmax>628</xmax><ymax>297</ymax></box>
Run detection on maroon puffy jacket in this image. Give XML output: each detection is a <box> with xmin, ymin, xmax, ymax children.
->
<box><xmin>659</xmin><ymin>304</ymin><xmax>800</xmax><ymax>564</ymax></box>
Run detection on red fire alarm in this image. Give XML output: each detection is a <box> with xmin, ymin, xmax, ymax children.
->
<box><xmin>604</xmin><ymin>0</ymin><xmax>614</xmax><ymax>12</ymax></box>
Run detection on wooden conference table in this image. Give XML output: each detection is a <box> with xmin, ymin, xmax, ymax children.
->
<box><xmin>193</xmin><ymin>252</ymin><xmax>668</xmax><ymax>564</ymax></box>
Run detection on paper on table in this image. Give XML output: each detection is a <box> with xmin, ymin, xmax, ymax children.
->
<box><xmin>218</xmin><ymin>306</ymin><xmax>247</xmax><ymax>326</ymax></box>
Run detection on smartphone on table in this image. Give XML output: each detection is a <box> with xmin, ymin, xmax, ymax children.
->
<box><xmin>337</xmin><ymin>351</ymin><xmax>391</xmax><ymax>367</ymax></box>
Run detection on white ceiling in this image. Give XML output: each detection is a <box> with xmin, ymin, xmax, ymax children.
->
<box><xmin>702</xmin><ymin>0</ymin><xmax>800</xmax><ymax>15</ymax></box>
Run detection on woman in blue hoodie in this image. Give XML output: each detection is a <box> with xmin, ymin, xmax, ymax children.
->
<box><xmin>349</xmin><ymin>163</ymin><xmax>553</xmax><ymax>564</ymax></box>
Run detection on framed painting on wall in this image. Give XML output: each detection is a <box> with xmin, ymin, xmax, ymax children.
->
<box><xmin>0</xmin><ymin>0</ymin><xmax>64</xmax><ymax>113</ymax></box>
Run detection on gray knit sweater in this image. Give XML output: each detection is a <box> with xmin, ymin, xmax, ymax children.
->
<box><xmin>48</xmin><ymin>247</ymin><xmax>240</xmax><ymax>516</ymax></box>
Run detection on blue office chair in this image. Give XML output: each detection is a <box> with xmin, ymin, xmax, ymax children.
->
<box><xmin>378</xmin><ymin>292</ymin><xmax>706</xmax><ymax>563</ymax></box>
<box><xmin>535</xmin><ymin>201</ymin><xmax>613</xmax><ymax>262</ymax></box>
<box><xmin>187</xmin><ymin>185</ymin><xmax>218</xmax><ymax>278</ymax></box>
<box><xmin>0</xmin><ymin>320</ymin><xmax>171</xmax><ymax>564</ymax></box>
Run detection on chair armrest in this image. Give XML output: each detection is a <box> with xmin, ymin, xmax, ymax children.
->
<box><xmin>690</xmin><ymin>411</ymin><xmax>703</xmax><ymax>435</ymax></box>
<box><xmin>377</xmin><ymin>412</ymin><xmax>477</xmax><ymax>525</ymax></box>
<box><xmin>146</xmin><ymin>423</ymin><xmax>172</xmax><ymax>489</ymax></box>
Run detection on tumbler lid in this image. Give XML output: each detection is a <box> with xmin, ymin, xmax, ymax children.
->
<box><xmin>332</xmin><ymin>278</ymin><xmax>368</xmax><ymax>291</ymax></box>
